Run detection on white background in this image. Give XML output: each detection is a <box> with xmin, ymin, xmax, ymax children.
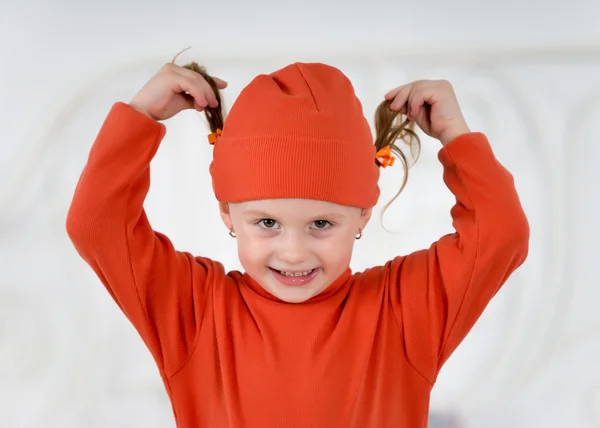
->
<box><xmin>1</xmin><ymin>1</ymin><xmax>599</xmax><ymax>427</ymax></box>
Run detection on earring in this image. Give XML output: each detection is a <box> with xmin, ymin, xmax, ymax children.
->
<box><xmin>355</xmin><ymin>228</ymin><xmax>363</xmax><ymax>240</ymax></box>
<box><xmin>229</xmin><ymin>229</ymin><xmax>236</xmax><ymax>238</ymax></box>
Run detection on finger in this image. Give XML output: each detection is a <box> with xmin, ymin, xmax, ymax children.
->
<box><xmin>174</xmin><ymin>63</ymin><xmax>227</xmax><ymax>90</ymax></box>
<box><xmin>204</xmin><ymin>84</ymin><xmax>220</xmax><ymax>108</ymax></box>
<box><xmin>384</xmin><ymin>85</ymin><xmax>404</xmax><ymax>100</ymax></box>
<box><xmin>409</xmin><ymin>84</ymin><xmax>437</xmax><ymax>119</ymax></box>
<box><xmin>407</xmin><ymin>84</ymin><xmax>430</xmax><ymax>119</ymax></box>
<box><xmin>175</xmin><ymin>67</ymin><xmax>214</xmax><ymax>107</ymax></box>
<box><xmin>176</xmin><ymin>77</ymin><xmax>209</xmax><ymax>108</ymax></box>
<box><xmin>406</xmin><ymin>87</ymin><xmax>420</xmax><ymax>119</ymax></box>
<box><xmin>187</xmin><ymin>73</ymin><xmax>219</xmax><ymax>108</ymax></box>
<box><xmin>178</xmin><ymin>92</ymin><xmax>204</xmax><ymax>112</ymax></box>
<box><xmin>193</xmin><ymin>101</ymin><xmax>205</xmax><ymax>112</ymax></box>
<box><xmin>179</xmin><ymin>67</ymin><xmax>223</xmax><ymax>107</ymax></box>
<box><xmin>212</xmin><ymin>76</ymin><xmax>228</xmax><ymax>89</ymax></box>
<box><xmin>183</xmin><ymin>96</ymin><xmax>206</xmax><ymax>112</ymax></box>
<box><xmin>390</xmin><ymin>84</ymin><xmax>412</xmax><ymax>112</ymax></box>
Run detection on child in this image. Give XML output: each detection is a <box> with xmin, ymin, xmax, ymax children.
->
<box><xmin>66</xmin><ymin>60</ymin><xmax>529</xmax><ymax>427</ymax></box>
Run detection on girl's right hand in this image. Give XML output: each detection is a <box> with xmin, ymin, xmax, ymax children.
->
<box><xmin>129</xmin><ymin>63</ymin><xmax>228</xmax><ymax>121</ymax></box>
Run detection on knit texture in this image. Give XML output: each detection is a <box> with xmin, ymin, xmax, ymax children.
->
<box><xmin>66</xmin><ymin>102</ymin><xmax>529</xmax><ymax>427</ymax></box>
<box><xmin>209</xmin><ymin>62</ymin><xmax>380</xmax><ymax>208</ymax></box>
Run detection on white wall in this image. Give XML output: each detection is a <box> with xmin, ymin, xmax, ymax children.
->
<box><xmin>1</xmin><ymin>1</ymin><xmax>599</xmax><ymax>427</ymax></box>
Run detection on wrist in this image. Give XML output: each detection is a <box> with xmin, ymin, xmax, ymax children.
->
<box><xmin>440</xmin><ymin>124</ymin><xmax>471</xmax><ymax>146</ymax></box>
<box><xmin>128</xmin><ymin>101</ymin><xmax>157</xmax><ymax>121</ymax></box>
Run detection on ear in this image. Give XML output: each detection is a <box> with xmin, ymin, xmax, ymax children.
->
<box><xmin>219</xmin><ymin>202</ymin><xmax>234</xmax><ymax>231</ymax></box>
<box><xmin>359</xmin><ymin>207</ymin><xmax>372</xmax><ymax>229</ymax></box>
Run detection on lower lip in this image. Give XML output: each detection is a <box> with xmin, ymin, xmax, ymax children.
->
<box><xmin>270</xmin><ymin>268</ymin><xmax>319</xmax><ymax>286</ymax></box>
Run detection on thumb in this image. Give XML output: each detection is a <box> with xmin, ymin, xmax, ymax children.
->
<box><xmin>193</xmin><ymin>101</ymin><xmax>205</xmax><ymax>112</ymax></box>
<box><xmin>178</xmin><ymin>92</ymin><xmax>204</xmax><ymax>112</ymax></box>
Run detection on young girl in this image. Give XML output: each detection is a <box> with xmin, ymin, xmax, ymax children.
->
<box><xmin>66</xmin><ymin>60</ymin><xmax>529</xmax><ymax>427</ymax></box>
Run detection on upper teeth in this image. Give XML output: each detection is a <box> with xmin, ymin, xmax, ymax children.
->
<box><xmin>280</xmin><ymin>270</ymin><xmax>313</xmax><ymax>277</ymax></box>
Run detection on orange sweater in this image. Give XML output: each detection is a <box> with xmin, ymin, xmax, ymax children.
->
<box><xmin>66</xmin><ymin>102</ymin><xmax>529</xmax><ymax>427</ymax></box>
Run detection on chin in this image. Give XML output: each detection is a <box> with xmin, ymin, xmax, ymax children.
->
<box><xmin>273</xmin><ymin>286</ymin><xmax>325</xmax><ymax>303</ymax></box>
<box><xmin>274</xmin><ymin>292</ymin><xmax>315</xmax><ymax>304</ymax></box>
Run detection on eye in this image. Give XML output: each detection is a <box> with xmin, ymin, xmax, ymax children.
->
<box><xmin>311</xmin><ymin>220</ymin><xmax>332</xmax><ymax>230</ymax></box>
<box><xmin>258</xmin><ymin>219</ymin><xmax>280</xmax><ymax>229</ymax></box>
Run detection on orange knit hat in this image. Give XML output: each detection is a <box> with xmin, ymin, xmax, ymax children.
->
<box><xmin>209</xmin><ymin>62</ymin><xmax>380</xmax><ymax>208</ymax></box>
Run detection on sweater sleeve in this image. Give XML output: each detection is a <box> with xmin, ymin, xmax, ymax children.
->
<box><xmin>66</xmin><ymin>102</ymin><xmax>215</xmax><ymax>378</ymax></box>
<box><xmin>389</xmin><ymin>132</ymin><xmax>530</xmax><ymax>385</ymax></box>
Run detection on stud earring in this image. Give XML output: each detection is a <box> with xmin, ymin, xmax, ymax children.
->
<box><xmin>229</xmin><ymin>229</ymin><xmax>236</xmax><ymax>238</ymax></box>
<box><xmin>355</xmin><ymin>228</ymin><xmax>363</xmax><ymax>240</ymax></box>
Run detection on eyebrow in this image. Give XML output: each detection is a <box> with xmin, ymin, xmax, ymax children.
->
<box><xmin>242</xmin><ymin>210</ymin><xmax>275</xmax><ymax>218</ymax></box>
<box><xmin>241</xmin><ymin>210</ymin><xmax>347</xmax><ymax>220</ymax></box>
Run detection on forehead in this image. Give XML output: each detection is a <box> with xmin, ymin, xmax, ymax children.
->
<box><xmin>231</xmin><ymin>198</ymin><xmax>359</xmax><ymax>219</ymax></box>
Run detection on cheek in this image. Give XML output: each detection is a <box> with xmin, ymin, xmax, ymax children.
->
<box><xmin>236</xmin><ymin>234</ymin><xmax>270</xmax><ymax>267</ymax></box>
<box><xmin>317</xmin><ymin>233</ymin><xmax>355</xmax><ymax>265</ymax></box>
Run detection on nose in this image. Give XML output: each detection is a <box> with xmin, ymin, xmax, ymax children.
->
<box><xmin>277</xmin><ymin>230</ymin><xmax>309</xmax><ymax>266</ymax></box>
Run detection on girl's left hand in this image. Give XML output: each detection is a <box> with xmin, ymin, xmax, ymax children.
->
<box><xmin>385</xmin><ymin>80</ymin><xmax>470</xmax><ymax>146</ymax></box>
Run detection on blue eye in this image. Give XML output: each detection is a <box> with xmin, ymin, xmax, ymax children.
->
<box><xmin>258</xmin><ymin>219</ymin><xmax>280</xmax><ymax>229</ymax></box>
<box><xmin>311</xmin><ymin>220</ymin><xmax>332</xmax><ymax>230</ymax></box>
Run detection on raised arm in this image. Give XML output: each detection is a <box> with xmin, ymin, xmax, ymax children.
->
<box><xmin>381</xmin><ymin>80</ymin><xmax>529</xmax><ymax>384</ymax></box>
<box><xmin>66</xmin><ymin>102</ymin><xmax>218</xmax><ymax>377</ymax></box>
<box><xmin>66</xmin><ymin>62</ymin><xmax>229</xmax><ymax>378</ymax></box>
<box><xmin>389</xmin><ymin>132</ymin><xmax>529</xmax><ymax>384</ymax></box>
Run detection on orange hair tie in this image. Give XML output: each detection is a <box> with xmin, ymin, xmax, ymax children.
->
<box><xmin>208</xmin><ymin>128</ymin><xmax>222</xmax><ymax>145</ymax></box>
<box><xmin>376</xmin><ymin>146</ymin><xmax>395</xmax><ymax>168</ymax></box>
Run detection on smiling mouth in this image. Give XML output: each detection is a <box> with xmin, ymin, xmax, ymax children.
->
<box><xmin>274</xmin><ymin>269</ymin><xmax>315</xmax><ymax>277</ymax></box>
<box><xmin>268</xmin><ymin>267</ymin><xmax>320</xmax><ymax>286</ymax></box>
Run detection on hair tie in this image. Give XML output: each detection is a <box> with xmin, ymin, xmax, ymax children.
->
<box><xmin>376</xmin><ymin>145</ymin><xmax>395</xmax><ymax>168</ymax></box>
<box><xmin>208</xmin><ymin>128</ymin><xmax>222</xmax><ymax>145</ymax></box>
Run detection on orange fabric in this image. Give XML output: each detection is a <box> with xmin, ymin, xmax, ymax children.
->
<box><xmin>66</xmin><ymin>102</ymin><xmax>529</xmax><ymax>427</ymax></box>
<box><xmin>209</xmin><ymin>62</ymin><xmax>380</xmax><ymax>208</ymax></box>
